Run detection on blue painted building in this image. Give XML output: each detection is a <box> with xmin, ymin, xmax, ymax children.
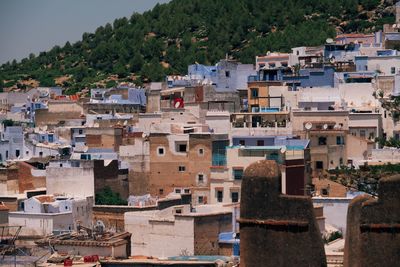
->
<box><xmin>249</xmin><ymin>66</ymin><xmax>335</xmax><ymax>89</ymax></box>
<box><xmin>283</xmin><ymin>66</ymin><xmax>335</xmax><ymax>89</ymax></box>
<box><xmin>188</xmin><ymin>59</ymin><xmax>256</xmax><ymax>92</ymax></box>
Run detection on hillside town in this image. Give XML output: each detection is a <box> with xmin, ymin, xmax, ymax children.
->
<box><xmin>0</xmin><ymin>1</ymin><xmax>400</xmax><ymax>266</ymax></box>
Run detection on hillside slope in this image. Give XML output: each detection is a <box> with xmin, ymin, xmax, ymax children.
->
<box><xmin>0</xmin><ymin>0</ymin><xmax>396</xmax><ymax>93</ymax></box>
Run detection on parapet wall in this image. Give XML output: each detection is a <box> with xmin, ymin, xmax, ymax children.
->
<box><xmin>344</xmin><ymin>175</ymin><xmax>400</xmax><ymax>267</ymax></box>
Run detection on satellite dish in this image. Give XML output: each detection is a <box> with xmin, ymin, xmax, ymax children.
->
<box><xmin>280</xmin><ymin>147</ymin><xmax>287</xmax><ymax>154</ymax></box>
<box><xmin>334</xmin><ymin>124</ymin><xmax>340</xmax><ymax>130</ymax></box>
<box><xmin>305</xmin><ymin>122</ymin><xmax>312</xmax><ymax>130</ymax></box>
<box><xmin>123</xmin><ymin>120</ymin><xmax>128</xmax><ymax>126</ymax></box>
<box><xmin>326</xmin><ymin>38</ymin><xmax>334</xmax><ymax>44</ymax></box>
<box><xmin>43</xmin><ymin>125</ymin><xmax>48</xmax><ymax>131</ymax></box>
<box><xmin>175</xmin><ymin>101</ymin><xmax>181</xmax><ymax>108</ymax></box>
<box><xmin>95</xmin><ymin>220</ymin><xmax>106</xmax><ymax>234</ymax></box>
<box><xmin>323</xmin><ymin>124</ymin><xmax>328</xmax><ymax>130</ymax></box>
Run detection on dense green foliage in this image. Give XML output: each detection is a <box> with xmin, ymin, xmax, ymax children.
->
<box><xmin>375</xmin><ymin>136</ymin><xmax>400</xmax><ymax>148</ymax></box>
<box><xmin>328</xmin><ymin>163</ymin><xmax>400</xmax><ymax>195</ymax></box>
<box><xmin>0</xmin><ymin>0</ymin><xmax>395</xmax><ymax>90</ymax></box>
<box><xmin>95</xmin><ymin>186</ymin><xmax>128</xmax><ymax>205</ymax></box>
<box><xmin>323</xmin><ymin>230</ymin><xmax>343</xmax><ymax>244</ymax></box>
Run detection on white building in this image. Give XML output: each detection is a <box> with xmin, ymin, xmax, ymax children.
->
<box><xmin>8</xmin><ymin>195</ymin><xmax>93</xmax><ymax>236</ymax></box>
<box><xmin>0</xmin><ymin>126</ymin><xmax>26</xmax><ymax>162</ymax></box>
<box><xmin>124</xmin><ymin>204</ymin><xmax>232</xmax><ymax>258</ymax></box>
<box><xmin>46</xmin><ymin>160</ymin><xmax>95</xmax><ymax>198</ymax></box>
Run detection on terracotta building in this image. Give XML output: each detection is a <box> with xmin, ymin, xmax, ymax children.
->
<box><xmin>149</xmin><ymin>133</ymin><xmax>228</xmax><ymax>203</ymax></box>
<box><xmin>85</xmin><ymin>127</ymin><xmax>123</xmax><ymax>152</ymax></box>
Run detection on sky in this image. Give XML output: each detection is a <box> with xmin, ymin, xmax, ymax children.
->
<box><xmin>0</xmin><ymin>0</ymin><xmax>170</xmax><ymax>64</ymax></box>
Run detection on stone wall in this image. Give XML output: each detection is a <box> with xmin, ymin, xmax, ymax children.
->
<box><xmin>94</xmin><ymin>160</ymin><xmax>129</xmax><ymax>200</ymax></box>
<box><xmin>194</xmin><ymin>213</ymin><xmax>232</xmax><ymax>255</ymax></box>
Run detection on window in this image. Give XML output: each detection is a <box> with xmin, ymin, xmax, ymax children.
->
<box><xmin>15</xmin><ymin>150</ymin><xmax>20</xmax><ymax>157</ymax></box>
<box><xmin>316</xmin><ymin>161</ymin><xmax>324</xmax><ymax>170</ymax></box>
<box><xmin>198</xmin><ymin>148</ymin><xmax>204</xmax><ymax>156</ymax></box>
<box><xmin>198</xmin><ymin>174</ymin><xmax>204</xmax><ymax>183</ymax></box>
<box><xmin>336</xmin><ymin>136</ymin><xmax>344</xmax><ymax>145</ymax></box>
<box><xmin>251</xmin><ymin>88</ymin><xmax>259</xmax><ymax>98</ymax></box>
<box><xmin>391</xmin><ymin>67</ymin><xmax>396</xmax><ymax>74</ymax></box>
<box><xmin>257</xmin><ymin>140</ymin><xmax>264</xmax><ymax>146</ymax></box>
<box><xmin>239</xmin><ymin>140</ymin><xmax>245</xmax><ymax>146</ymax></box>
<box><xmin>157</xmin><ymin>147</ymin><xmax>165</xmax><ymax>156</ymax></box>
<box><xmin>184</xmin><ymin>188</ymin><xmax>190</xmax><ymax>194</ymax></box>
<box><xmin>177</xmin><ymin>143</ymin><xmax>187</xmax><ymax>152</ymax></box>
<box><xmin>198</xmin><ymin>196</ymin><xmax>204</xmax><ymax>204</ymax></box>
<box><xmin>217</xmin><ymin>190</ymin><xmax>223</xmax><ymax>202</ymax></box>
<box><xmin>159</xmin><ymin>188</ymin><xmax>164</xmax><ymax>195</ymax></box>
<box><xmin>175</xmin><ymin>188</ymin><xmax>182</xmax><ymax>194</ymax></box>
<box><xmin>59</xmin><ymin>163</ymin><xmax>63</xmax><ymax>167</ymax></box>
<box><xmin>321</xmin><ymin>188</ymin><xmax>329</xmax><ymax>196</ymax></box>
<box><xmin>318</xmin><ymin>137</ymin><xmax>327</xmax><ymax>145</ymax></box>
<box><xmin>231</xmin><ymin>192</ymin><xmax>239</xmax><ymax>203</ymax></box>
<box><xmin>175</xmin><ymin>208</ymin><xmax>182</xmax><ymax>214</ymax></box>
<box><xmin>79</xmin><ymin>129</ymin><xmax>83</xmax><ymax>135</ymax></box>
<box><xmin>6</xmin><ymin>151</ymin><xmax>8</xmax><ymax>159</ymax></box>
<box><xmin>339</xmin><ymin>158</ymin><xmax>343</xmax><ymax>165</ymax></box>
<box><xmin>178</xmin><ymin>166</ymin><xmax>186</xmax><ymax>172</ymax></box>
<box><xmin>225</xmin><ymin>71</ymin><xmax>230</xmax><ymax>77</ymax></box>
<box><xmin>48</xmin><ymin>134</ymin><xmax>54</xmax><ymax>143</ymax></box>
<box><xmin>360</xmin><ymin>130</ymin><xmax>366</xmax><ymax>138</ymax></box>
<box><xmin>233</xmin><ymin>169</ymin><xmax>243</xmax><ymax>180</ymax></box>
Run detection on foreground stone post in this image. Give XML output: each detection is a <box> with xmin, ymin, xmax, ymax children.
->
<box><xmin>344</xmin><ymin>175</ymin><xmax>400</xmax><ymax>267</ymax></box>
<box><xmin>239</xmin><ymin>160</ymin><xmax>326</xmax><ymax>267</ymax></box>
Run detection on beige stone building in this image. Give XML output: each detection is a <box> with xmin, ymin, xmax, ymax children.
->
<box><xmin>292</xmin><ymin>110</ymin><xmax>348</xmax><ymax>171</ymax></box>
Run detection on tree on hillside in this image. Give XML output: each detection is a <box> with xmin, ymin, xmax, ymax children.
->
<box><xmin>0</xmin><ymin>0</ymin><xmax>396</xmax><ymax>89</ymax></box>
<box><xmin>0</xmin><ymin>77</ymin><xmax>4</xmax><ymax>92</ymax></box>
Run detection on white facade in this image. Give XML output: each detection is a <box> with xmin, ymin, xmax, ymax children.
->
<box><xmin>46</xmin><ymin>161</ymin><xmax>95</xmax><ymax>198</ymax></box>
<box><xmin>367</xmin><ymin>56</ymin><xmax>400</xmax><ymax>75</ymax></box>
<box><xmin>0</xmin><ymin>126</ymin><xmax>26</xmax><ymax>162</ymax></box>
<box><xmin>8</xmin><ymin>212</ymin><xmax>73</xmax><ymax>236</ymax></box>
<box><xmin>125</xmin><ymin>204</ymin><xmax>231</xmax><ymax>258</ymax></box>
<box><xmin>9</xmin><ymin>195</ymin><xmax>92</xmax><ymax>236</ymax></box>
